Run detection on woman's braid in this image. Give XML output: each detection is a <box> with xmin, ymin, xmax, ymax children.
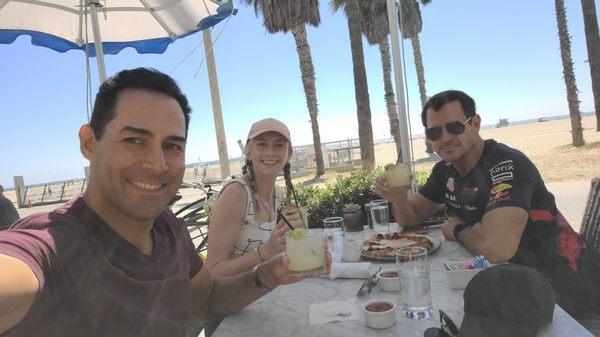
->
<box><xmin>283</xmin><ymin>163</ymin><xmax>294</xmax><ymax>205</ymax></box>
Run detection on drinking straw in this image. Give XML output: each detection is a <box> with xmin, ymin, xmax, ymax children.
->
<box><xmin>277</xmin><ymin>209</ymin><xmax>295</xmax><ymax>231</ymax></box>
<box><xmin>291</xmin><ymin>188</ymin><xmax>300</xmax><ymax>207</ymax></box>
<box><xmin>290</xmin><ymin>188</ymin><xmax>306</xmax><ymax>226</ymax></box>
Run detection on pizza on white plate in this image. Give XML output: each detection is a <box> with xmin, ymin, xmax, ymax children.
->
<box><xmin>361</xmin><ymin>232</ymin><xmax>436</xmax><ymax>259</ymax></box>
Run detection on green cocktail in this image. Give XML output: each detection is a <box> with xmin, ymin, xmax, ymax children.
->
<box><xmin>384</xmin><ymin>163</ymin><xmax>411</xmax><ymax>188</ymax></box>
<box><xmin>286</xmin><ymin>229</ymin><xmax>326</xmax><ymax>277</ymax></box>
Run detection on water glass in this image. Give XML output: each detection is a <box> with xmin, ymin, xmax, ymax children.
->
<box><xmin>370</xmin><ymin>199</ymin><xmax>387</xmax><ymax>206</ymax></box>
<box><xmin>370</xmin><ymin>202</ymin><xmax>390</xmax><ymax>234</ymax></box>
<box><xmin>364</xmin><ymin>202</ymin><xmax>373</xmax><ymax>229</ymax></box>
<box><xmin>396</xmin><ymin>246</ymin><xmax>432</xmax><ymax>319</ymax></box>
<box><xmin>323</xmin><ymin>217</ymin><xmax>344</xmax><ymax>254</ymax></box>
<box><xmin>367</xmin><ymin>199</ymin><xmax>387</xmax><ymax>230</ymax></box>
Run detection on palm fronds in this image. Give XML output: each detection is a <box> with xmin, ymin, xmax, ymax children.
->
<box><xmin>242</xmin><ymin>0</ymin><xmax>321</xmax><ymax>33</ymax></box>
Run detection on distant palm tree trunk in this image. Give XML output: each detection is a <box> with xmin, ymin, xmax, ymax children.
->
<box><xmin>555</xmin><ymin>0</ymin><xmax>585</xmax><ymax>147</ymax></box>
<box><xmin>291</xmin><ymin>23</ymin><xmax>326</xmax><ymax>175</ymax></box>
<box><xmin>410</xmin><ymin>34</ymin><xmax>433</xmax><ymax>153</ymax></box>
<box><xmin>411</xmin><ymin>35</ymin><xmax>427</xmax><ymax>112</ymax></box>
<box><xmin>581</xmin><ymin>0</ymin><xmax>600</xmax><ymax>131</ymax></box>
<box><xmin>346</xmin><ymin>0</ymin><xmax>375</xmax><ymax>170</ymax></box>
<box><xmin>379</xmin><ymin>40</ymin><xmax>402</xmax><ymax>158</ymax></box>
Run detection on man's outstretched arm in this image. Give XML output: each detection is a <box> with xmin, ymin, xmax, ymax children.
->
<box><xmin>190</xmin><ymin>254</ymin><xmax>296</xmax><ymax>320</ymax></box>
<box><xmin>0</xmin><ymin>254</ymin><xmax>39</xmax><ymax>334</ymax></box>
<box><xmin>191</xmin><ymin>253</ymin><xmax>323</xmax><ymax>321</ymax></box>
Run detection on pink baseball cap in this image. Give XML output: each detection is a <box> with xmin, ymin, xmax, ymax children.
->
<box><xmin>247</xmin><ymin>118</ymin><xmax>291</xmax><ymax>143</ymax></box>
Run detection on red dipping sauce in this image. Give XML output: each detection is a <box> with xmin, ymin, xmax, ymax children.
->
<box><xmin>380</xmin><ymin>271</ymin><xmax>398</xmax><ymax>278</ymax></box>
<box><xmin>365</xmin><ymin>302</ymin><xmax>394</xmax><ymax>312</ymax></box>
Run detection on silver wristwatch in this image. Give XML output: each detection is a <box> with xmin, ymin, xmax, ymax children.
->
<box><xmin>251</xmin><ymin>263</ymin><xmax>273</xmax><ymax>295</ymax></box>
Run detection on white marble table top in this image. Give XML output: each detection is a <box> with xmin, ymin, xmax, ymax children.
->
<box><xmin>213</xmin><ymin>228</ymin><xmax>592</xmax><ymax>337</ymax></box>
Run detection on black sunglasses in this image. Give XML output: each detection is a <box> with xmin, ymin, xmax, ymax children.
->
<box><xmin>425</xmin><ymin>116</ymin><xmax>473</xmax><ymax>141</ymax></box>
<box><xmin>423</xmin><ymin>310</ymin><xmax>459</xmax><ymax>337</ymax></box>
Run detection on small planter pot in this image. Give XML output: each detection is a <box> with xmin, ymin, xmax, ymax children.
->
<box><xmin>343</xmin><ymin>211</ymin><xmax>364</xmax><ymax>232</ymax></box>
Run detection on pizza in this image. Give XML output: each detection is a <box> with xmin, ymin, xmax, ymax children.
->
<box><xmin>361</xmin><ymin>232</ymin><xmax>437</xmax><ymax>260</ymax></box>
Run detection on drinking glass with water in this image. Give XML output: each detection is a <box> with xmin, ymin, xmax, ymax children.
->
<box><xmin>322</xmin><ymin>217</ymin><xmax>344</xmax><ymax>254</ymax></box>
<box><xmin>396</xmin><ymin>246</ymin><xmax>432</xmax><ymax>320</ymax></box>
<box><xmin>370</xmin><ymin>200</ymin><xmax>389</xmax><ymax>234</ymax></box>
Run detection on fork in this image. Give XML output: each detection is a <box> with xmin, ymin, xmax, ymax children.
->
<box><xmin>357</xmin><ymin>267</ymin><xmax>382</xmax><ymax>296</ymax></box>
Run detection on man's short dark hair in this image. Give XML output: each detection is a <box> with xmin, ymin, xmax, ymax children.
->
<box><xmin>421</xmin><ymin>90</ymin><xmax>476</xmax><ymax>127</ymax></box>
<box><xmin>90</xmin><ymin>68</ymin><xmax>191</xmax><ymax>139</ymax></box>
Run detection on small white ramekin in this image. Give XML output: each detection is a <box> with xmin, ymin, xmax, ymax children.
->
<box><xmin>377</xmin><ymin>269</ymin><xmax>401</xmax><ymax>292</ymax></box>
<box><xmin>362</xmin><ymin>299</ymin><xmax>397</xmax><ymax>329</ymax></box>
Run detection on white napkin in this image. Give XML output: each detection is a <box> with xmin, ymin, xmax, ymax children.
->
<box><xmin>329</xmin><ymin>262</ymin><xmax>372</xmax><ymax>279</ymax></box>
<box><xmin>308</xmin><ymin>299</ymin><xmax>361</xmax><ymax>325</ymax></box>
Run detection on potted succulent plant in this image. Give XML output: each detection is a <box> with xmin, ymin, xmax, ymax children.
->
<box><xmin>342</xmin><ymin>203</ymin><xmax>364</xmax><ymax>232</ymax></box>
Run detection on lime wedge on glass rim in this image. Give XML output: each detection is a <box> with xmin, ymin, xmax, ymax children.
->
<box><xmin>288</xmin><ymin>228</ymin><xmax>306</xmax><ymax>240</ymax></box>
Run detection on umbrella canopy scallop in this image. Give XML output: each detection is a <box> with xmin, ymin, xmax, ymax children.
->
<box><xmin>0</xmin><ymin>0</ymin><xmax>236</xmax><ymax>56</ymax></box>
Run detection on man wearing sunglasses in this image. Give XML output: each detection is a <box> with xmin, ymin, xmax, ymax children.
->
<box><xmin>375</xmin><ymin>90</ymin><xmax>600</xmax><ymax>335</ymax></box>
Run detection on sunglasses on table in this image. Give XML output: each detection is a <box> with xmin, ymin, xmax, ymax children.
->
<box><xmin>423</xmin><ymin>310</ymin><xmax>459</xmax><ymax>337</ymax></box>
<box><xmin>425</xmin><ymin>116</ymin><xmax>473</xmax><ymax>141</ymax></box>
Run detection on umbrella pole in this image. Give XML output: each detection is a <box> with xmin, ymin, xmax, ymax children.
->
<box><xmin>386</xmin><ymin>0</ymin><xmax>415</xmax><ymax>195</ymax></box>
<box><xmin>87</xmin><ymin>0</ymin><xmax>107</xmax><ymax>82</ymax></box>
<box><xmin>203</xmin><ymin>29</ymin><xmax>231</xmax><ymax>182</ymax></box>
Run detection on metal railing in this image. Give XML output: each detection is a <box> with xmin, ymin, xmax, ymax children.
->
<box><xmin>17</xmin><ymin>179</ymin><xmax>87</xmax><ymax>208</ymax></box>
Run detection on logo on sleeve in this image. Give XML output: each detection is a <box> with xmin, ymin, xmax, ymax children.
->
<box><xmin>489</xmin><ymin>160</ymin><xmax>514</xmax><ymax>185</ymax></box>
<box><xmin>489</xmin><ymin>191</ymin><xmax>510</xmax><ymax>205</ymax></box>
<box><xmin>490</xmin><ymin>183</ymin><xmax>512</xmax><ymax>195</ymax></box>
<box><xmin>489</xmin><ymin>182</ymin><xmax>513</xmax><ymax>206</ymax></box>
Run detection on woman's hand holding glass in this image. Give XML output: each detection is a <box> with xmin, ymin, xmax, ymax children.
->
<box><xmin>262</xmin><ymin>213</ymin><xmax>301</xmax><ymax>258</ymax></box>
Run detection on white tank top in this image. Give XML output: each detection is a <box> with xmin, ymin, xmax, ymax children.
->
<box><xmin>222</xmin><ymin>178</ymin><xmax>282</xmax><ymax>256</ymax></box>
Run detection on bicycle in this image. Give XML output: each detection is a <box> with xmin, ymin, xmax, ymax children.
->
<box><xmin>173</xmin><ymin>183</ymin><xmax>218</xmax><ymax>255</ymax></box>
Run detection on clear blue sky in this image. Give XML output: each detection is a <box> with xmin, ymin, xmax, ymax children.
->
<box><xmin>0</xmin><ymin>0</ymin><xmax>597</xmax><ymax>189</ymax></box>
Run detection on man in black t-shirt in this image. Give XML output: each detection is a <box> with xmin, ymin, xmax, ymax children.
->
<box><xmin>375</xmin><ymin>90</ymin><xmax>600</xmax><ymax>334</ymax></box>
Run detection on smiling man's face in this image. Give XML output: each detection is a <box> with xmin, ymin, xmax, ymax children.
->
<box><xmin>81</xmin><ymin>88</ymin><xmax>186</xmax><ymax>222</ymax></box>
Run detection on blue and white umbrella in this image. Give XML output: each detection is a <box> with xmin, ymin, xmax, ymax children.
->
<box><xmin>0</xmin><ymin>0</ymin><xmax>236</xmax><ymax>80</ymax></box>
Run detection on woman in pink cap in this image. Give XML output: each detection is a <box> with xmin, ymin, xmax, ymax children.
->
<box><xmin>206</xmin><ymin>118</ymin><xmax>300</xmax><ymax>277</ymax></box>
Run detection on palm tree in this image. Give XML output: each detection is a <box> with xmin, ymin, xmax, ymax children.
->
<box><xmin>554</xmin><ymin>0</ymin><xmax>585</xmax><ymax>146</ymax></box>
<box><xmin>331</xmin><ymin>0</ymin><xmax>375</xmax><ymax>170</ymax></box>
<box><xmin>332</xmin><ymin>0</ymin><xmax>433</xmax><ymax>157</ymax></box>
<box><xmin>400</xmin><ymin>0</ymin><xmax>433</xmax><ymax>153</ymax></box>
<box><xmin>333</xmin><ymin>0</ymin><xmax>403</xmax><ymax>160</ymax></box>
<box><xmin>580</xmin><ymin>0</ymin><xmax>600</xmax><ymax>131</ymax></box>
<box><xmin>242</xmin><ymin>0</ymin><xmax>326</xmax><ymax>175</ymax></box>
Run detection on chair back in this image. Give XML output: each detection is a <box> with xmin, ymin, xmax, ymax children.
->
<box><xmin>580</xmin><ymin>178</ymin><xmax>600</xmax><ymax>253</ymax></box>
